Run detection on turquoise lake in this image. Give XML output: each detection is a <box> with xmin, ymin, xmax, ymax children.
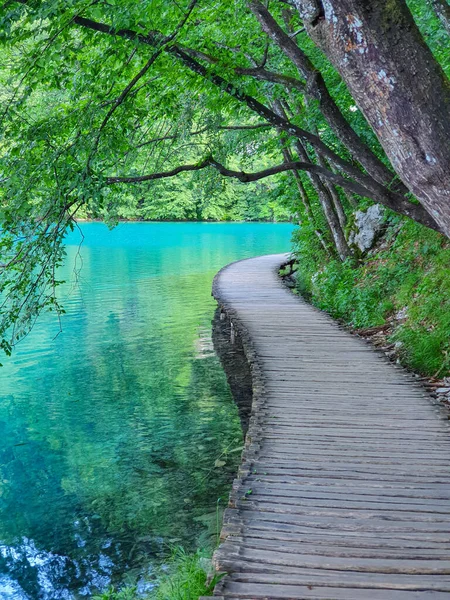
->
<box><xmin>0</xmin><ymin>222</ymin><xmax>294</xmax><ymax>599</ymax></box>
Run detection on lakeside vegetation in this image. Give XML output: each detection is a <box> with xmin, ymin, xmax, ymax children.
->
<box><xmin>94</xmin><ymin>548</ymin><xmax>215</xmax><ymax>600</ymax></box>
<box><xmin>293</xmin><ymin>217</ymin><xmax>450</xmax><ymax>378</ymax></box>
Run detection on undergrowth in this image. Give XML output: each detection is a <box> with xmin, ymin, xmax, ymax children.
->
<box><xmin>293</xmin><ymin>217</ymin><xmax>450</xmax><ymax>377</ymax></box>
<box><xmin>92</xmin><ymin>547</ymin><xmax>217</xmax><ymax>600</ymax></box>
<box><xmin>153</xmin><ymin>547</ymin><xmax>220</xmax><ymax>600</ymax></box>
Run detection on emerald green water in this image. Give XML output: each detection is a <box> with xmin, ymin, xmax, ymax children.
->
<box><xmin>0</xmin><ymin>222</ymin><xmax>293</xmax><ymax>599</ymax></box>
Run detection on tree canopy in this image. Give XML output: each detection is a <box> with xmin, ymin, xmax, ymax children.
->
<box><xmin>0</xmin><ymin>0</ymin><xmax>449</xmax><ymax>355</ymax></box>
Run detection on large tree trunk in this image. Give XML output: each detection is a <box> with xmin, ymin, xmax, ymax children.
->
<box><xmin>295</xmin><ymin>0</ymin><xmax>450</xmax><ymax>236</ymax></box>
<box><xmin>248</xmin><ymin>0</ymin><xmax>404</xmax><ymax>190</ymax></box>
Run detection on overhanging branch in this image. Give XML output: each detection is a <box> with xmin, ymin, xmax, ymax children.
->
<box><xmin>67</xmin><ymin>13</ymin><xmax>418</xmax><ymax>214</ymax></box>
<box><xmin>104</xmin><ymin>157</ymin><xmax>441</xmax><ymax>231</ymax></box>
<box><xmin>10</xmin><ymin>2</ymin><xmax>442</xmax><ymax>232</ymax></box>
<box><xmin>179</xmin><ymin>46</ymin><xmax>306</xmax><ymax>91</ymax></box>
<box><xmin>106</xmin><ymin>157</ymin><xmax>360</xmax><ymax>185</ymax></box>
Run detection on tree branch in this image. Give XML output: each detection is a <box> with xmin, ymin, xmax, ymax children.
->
<box><xmin>179</xmin><ymin>46</ymin><xmax>305</xmax><ymax>91</ymax></box>
<box><xmin>23</xmin><ymin>8</ymin><xmax>440</xmax><ymax>232</ymax></box>
<box><xmin>106</xmin><ymin>159</ymin><xmax>212</xmax><ymax>183</ymax></box>
<box><xmin>103</xmin><ymin>157</ymin><xmax>440</xmax><ymax>231</ymax></box>
<box><xmin>134</xmin><ymin>122</ymin><xmax>271</xmax><ymax>148</ymax></box>
<box><xmin>67</xmin><ymin>14</ymin><xmax>401</xmax><ymax>201</ymax></box>
<box><xmin>85</xmin><ymin>0</ymin><xmax>199</xmax><ymax>169</ymax></box>
<box><xmin>87</xmin><ymin>50</ymin><xmax>162</xmax><ymax>168</ymax></box>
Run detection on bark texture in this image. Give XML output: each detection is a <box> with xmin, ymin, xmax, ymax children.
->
<box><xmin>295</xmin><ymin>0</ymin><xmax>450</xmax><ymax>236</ymax></box>
<box><xmin>249</xmin><ymin>0</ymin><xmax>404</xmax><ymax>190</ymax></box>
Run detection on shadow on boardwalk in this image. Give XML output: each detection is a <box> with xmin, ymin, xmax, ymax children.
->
<box><xmin>201</xmin><ymin>253</ymin><xmax>450</xmax><ymax>600</ymax></box>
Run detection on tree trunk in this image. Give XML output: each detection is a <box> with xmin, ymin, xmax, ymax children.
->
<box><xmin>273</xmin><ymin>99</ymin><xmax>352</xmax><ymax>260</ymax></box>
<box><xmin>295</xmin><ymin>0</ymin><xmax>450</xmax><ymax>236</ymax></box>
<box><xmin>314</xmin><ymin>146</ymin><xmax>347</xmax><ymax>230</ymax></box>
<box><xmin>280</xmin><ymin>143</ymin><xmax>333</xmax><ymax>256</ymax></box>
<box><xmin>274</xmin><ymin>99</ymin><xmax>333</xmax><ymax>254</ymax></box>
<box><xmin>295</xmin><ymin>139</ymin><xmax>352</xmax><ymax>260</ymax></box>
<box><xmin>322</xmin><ymin>174</ymin><xmax>348</xmax><ymax>231</ymax></box>
<box><xmin>248</xmin><ymin>0</ymin><xmax>404</xmax><ymax>190</ymax></box>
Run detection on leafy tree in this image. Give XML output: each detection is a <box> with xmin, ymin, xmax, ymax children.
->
<box><xmin>0</xmin><ymin>0</ymin><xmax>449</xmax><ymax>353</ymax></box>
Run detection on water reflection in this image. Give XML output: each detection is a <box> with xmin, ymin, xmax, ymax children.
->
<box><xmin>212</xmin><ymin>309</ymin><xmax>253</xmax><ymax>435</ymax></box>
<box><xmin>0</xmin><ymin>222</ymin><xmax>293</xmax><ymax>598</ymax></box>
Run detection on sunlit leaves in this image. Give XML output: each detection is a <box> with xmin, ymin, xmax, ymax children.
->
<box><xmin>2</xmin><ymin>0</ymin><xmax>445</xmax><ymax>352</ymax></box>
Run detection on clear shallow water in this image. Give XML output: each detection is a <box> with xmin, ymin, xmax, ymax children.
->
<box><xmin>0</xmin><ymin>222</ymin><xmax>294</xmax><ymax>599</ymax></box>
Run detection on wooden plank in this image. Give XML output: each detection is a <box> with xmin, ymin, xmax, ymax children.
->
<box><xmin>215</xmin><ymin>544</ymin><xmax>450</xmax><ymax>572</ymax></box>
<box><xmin>213</xmin><ymin>581</ymin><xmax>450</xmax><ymax>598</ymax></box>
<box><xmin>227</xmin><ymin>570</ymin><xmax>450</xmax><ymax>591</ymax></box>
<box><xmin>220</xmin><ymin>525</ymin><xmax>450</xmax><ymax>549</ymax></box>
<box><xmin>209</xmin><ymin>254</ymin><xmax>450</xmax><ymax>599</ymax></box>
<box><xmin>223</xmin><ymin>536</ymin><xmax>450</xmax><ymax>559</ymax></box>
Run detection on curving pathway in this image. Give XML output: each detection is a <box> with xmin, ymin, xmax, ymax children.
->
<box><xmin>201</xmin><ymin>253</ymin><xmax>450</xmax><ymax>599</ymax></box>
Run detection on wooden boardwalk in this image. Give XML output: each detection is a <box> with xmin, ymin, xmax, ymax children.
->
<box><xmin>201</xmin><ymin>253</ymin><xmax>450</xmax><ymax>599</ymax></box>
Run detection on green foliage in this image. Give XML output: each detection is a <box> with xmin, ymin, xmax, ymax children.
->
<box><xmin>294</xmin><ymin>219</ymin><xmax>450</xmax><ymax>376</ymax></box>
<box><xmin>153</xmin><ymin>547</ymin><xmax>217</xmax><ymax>600</ymax></box>
<box><xmin>92</xmin><ymin>548</ymin><xmax>216</xmax><ymax>600</ymax></box>
<box><xmin>1</xmin><ymin>0</ymin><xmax>448</xmax><ymax>352</ymax></box>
